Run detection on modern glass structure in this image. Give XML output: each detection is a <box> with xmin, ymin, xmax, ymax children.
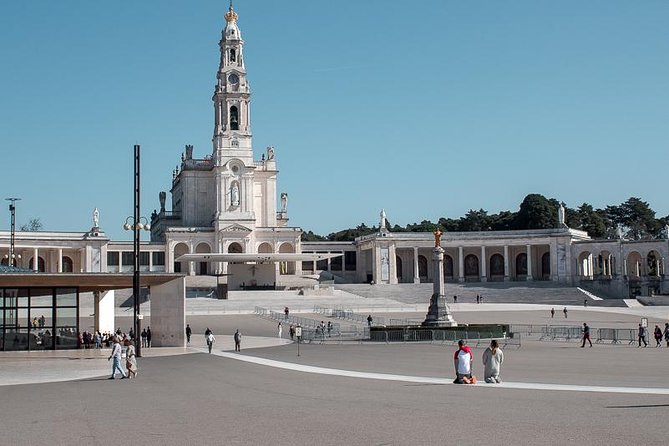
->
<box><xmin>0</xmin><ymin>287</ymin><xmax>79</xmax><ymax>351</ymax></box>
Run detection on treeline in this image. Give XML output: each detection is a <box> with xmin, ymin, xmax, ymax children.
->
<box><xmin>302</xmin><ymin>194</ymin><xmax>669</xmax><ymax>242</ymax></box>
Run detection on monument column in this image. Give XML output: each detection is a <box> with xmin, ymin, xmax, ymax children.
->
<box><xmin>480</xmin><ymin>246</ymin><xmax>487</xmax><ymax>282</ymax></box>
<box><xmin>458</xmin><ymin>246</ymin><xmax>465</xmax><ymax>282</ymax></box>
<box><xmin>423</xmin><ymin>229</ymin><xmax>457</xmax><ymax>327</ymax></box>
<box><xmin>526</xmin><ymin>244</ymin><xmax>533</xmax><ymax>281</ymax></box>
<box><xmin>413</xmin><ymin>247</ymin><xmax>420</xmax><ymax>284</ymax></box>
<box><xmin>503</xmin><ymin>245</ymin><xmax>510</xmax><ymax>281</ymax></box>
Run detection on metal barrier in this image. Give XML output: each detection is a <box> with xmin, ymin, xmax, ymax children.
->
<box><xmin>254</xmin><ymin>306</ymin><xmax>357</xmax><ymax>335</ymax></box>
<box><xmin>614</xmin><ymin>329</ymin><xmax>637</xmax><ymax>345</ymax></box>
<box><xmin>313</xmin><ymin>306</ymin><xmax>387</xmax><ymax>327</ymax></box>
<box><xmin>539</xmin><ymin>326</ymin><xmax>582</xmax><ymax>341</ymax></box>
<box><xmin>368</xmin><ymin>328</ymin><xmax>519</xmax><ymax>348</ymax></box>
<box><xmin>596</xmin><ymin>328</ymin><xmax>618</xmax><ymax>344</ymax></box>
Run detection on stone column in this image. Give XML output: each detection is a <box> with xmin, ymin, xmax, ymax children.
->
<box><xmin>94</xmin><ymin>290</ymin><xmax>115</xmax><ymax>334</ymax></box>
<box><xmin>149</xmin><ymin>251</ymin><xmax>153</xmax><ymax>272</ymax></box>
<box><xmin>423</xmin><ymin>247</ymin><xmax>457</xmax><ymax>327</ymax></box>
<box><xmin>480</xmin><ymin>246</ymin><xmax>487</xmax><ymax>282</ymax></box>
<box><xmin>33</xmin><ymin>248</ymin><xmax>39</xmax><ymax>272</ymax></box>
<box><xmin>413</xmin><ymin>247</ymin><xmax>420</xmax><ymax>284</ymax></box>
<box><xmin>57</xmin><ymin>248</ymin><xmax>63</xmax><ymax>273</ymax></box>
<box><xmin>526</xmin><ymin>244</ymin><xmax>532</xmax><ymax>281</ymax></box>
<box><xmin>458</xmin><ymin>246</ymin><xmax>465</xmax><ymax>283</ymax></box>
<box><xmin>503</xmin><ymin>245</ymin><xmax>510</xmax><ymax>281</ymax></box>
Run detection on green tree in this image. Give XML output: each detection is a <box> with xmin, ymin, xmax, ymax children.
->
<box><xmin>20</xmin><ymin>217</ymin><xmax>43</xmax><ymax>231</ymax></box>
<box><xmin>515</xmin><ymin>194</ymin><xmax>556</xmax><ymax>229</ymax></box>
<box><xmin>458</xmin><ymin>209</ymin><xmax>490</xmax><ymax>231</ymax></box>
<box><xmin>575</xmin><ymin>203</ymin><xmax>608</xmax><ymax>238</ymax></box>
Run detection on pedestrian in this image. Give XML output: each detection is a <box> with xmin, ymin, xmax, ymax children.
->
<box><xmin>664</xmin><ymin>323</ymin><xmax>669</xmax><ymax>348</ymax></box>
<box><xmin>186</xmin><ymin>324</ymin><xmax>192</xmax><ymax>345</ymax></box>
<box><xmin>146</xmin><ymin>327</ymin><xmax>152</xmax><ymax>348</ymax></box>
<box><xmin>453</xmin><ymin>339</ymin><xmax>475</xmax><ymax>384</ymax></box>
<box><xmin>289</xmin><ymin>324</ymin><xmax>295</xmax><ymax>341</ymax></box>
<box><xmin>550</xmin><ymin>308</ymin><xmax>555</xmax><ymax>318</ymax></box>
<box><xmin>277</xmin><ymin>322</ymin><xmax>283</xmax><ymax>338</ymax></box>
<box><xmin>583</xmin><ymin>298</ymin><xmax>588</xmax><ymax>307</ymax></box>
<box><xmin>581</xmin><ymin>323</ymin><xmax>592</xmax><ymax>348</ymax></box>
<box><xmin>638</xmin><ymin>323</ymin><xmax>648</xmax><ymax>347</ymax></box>
<box><xmin>205</xmin><ymin>327</ymin><xmax>211</xmax><ymax>336</ymax></box>
<box><xmin>653</xmin><ymin>325</ymin><xmax>663</xmax><ymax>347</ymax></box>
<box><xmin>367</xmin><ymin>315</ymin><xmax>373</xmax><ymax>327</ymax></box>
<box><xmin>476</xmin><ymin>294</ymin><xmax>480</xmax><ymax>304</ymax></box>
<box><xmin>94</xmin><ymin>331</ymin><xmax>102</xmax><ymax>349</ymax></box>
<box><xmin>206</xmin><ymin>331</ymin><xmax>216</xmax><ymax>354</ymax></box>
<box><xmin>107</xmin><ymin>337</ymin><xmax>127</xmax><ymax>379</ymax></box>
<box><xmin>563</xmin><ymin>307</ymin><xmax>568</xmax><ymax>318</ymax></box>
<box><xmin>327</xmin><ymin>321</ymin><xmax>332</xmax><ymax>337</ymax></box>
<box><xmin>319</xmin><ymin>321</ymin><xmax>326</xmax><ymax>342</ymax></box>
<box><xmin>124</xmin><ymin>339</ymin><xmax>138</xmax><ymax>378</ymax></box>
<box><xmin>284</xmin><ymin>306</ymin><xmax>289</xmax><ymax>320</ymax></box>
<box><xmin>482</xmin><ymin>340</ymin><xmax>504</xmax><ymax>383</ymax></box>
<box><xmin>141</xmin><ymin>328</ymin><xmax>147</xmax><ymax>348</ymax></box>
<box><xmin>234</xmin><ymin>329</ymin><xmax>242</xmax><ymax>352</ymax></box>
<box><xmin>453</xmin><ymin>295</ymin><xmax>458</xmax><ymax>303</ymax></box>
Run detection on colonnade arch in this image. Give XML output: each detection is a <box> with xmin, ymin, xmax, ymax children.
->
<box><xmin>278</xmin><ymin>242</ymin><xmax>295</xmax><ymax>274</ymax></box>
<box><xmin>195</xmin><ymin>242</ymin><xmax>212</xmax><ymax>275</ymax></box>
<box><xmin>173</xmin><ymin>243</ymin><xmax>190</xmax><ymax>273</ymax></box>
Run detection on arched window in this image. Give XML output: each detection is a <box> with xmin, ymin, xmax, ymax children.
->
<box><xmin>516</xmin><ymin>253</ymin><xmax>528</xmax><ymax>276</ymax></box>
<box><xmin>230</xmin><ymin>106</ymin><xmax>239</xmax><ymax>130</ymax></box>
<box><xmin>443</xmin><ymin>255</ymin><xmax>454</xmax><ymax>278</ymax></box>
<box><xmin>230</xmin><ymin>49</ymin><xmax>236</xmax><ymax>62</ymax></box>
<box><xmin>62</xmin><ymin>256</ymin><xmax>73</xmax><ymax>273</ymax></box>
<box><xmin>418</xmin><ymin>255</ymin><xmax>428</xmax><ymax>279</ymax></box>
<box><xmin>29</xmin><ymin>256</ymin><xmax>46</xmax><ymax>272</ymax></box>
<box><xmin>464</xmin><ymin>254</ymin><xmax>479</xmax><ymax>277</ymax></box>
<box><xmin>490</xmin><ymin>254</ymin><xmax>504</xmax><ymax>276</ymax></box>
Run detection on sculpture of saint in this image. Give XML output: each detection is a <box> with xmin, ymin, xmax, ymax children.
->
<box><xmin>92</xmin><ymin>208</ymin><xmax>100</xmax><ymax>228</ymax></box>
<box><xmin>280</xmin><ymin>192</ymin><xmax>288</xmax><ymax>213</ymax></box>
<box><xmin>231</xmin><ymin>183</ymin><xmax>240</xmax><ymax>207</ymax></box>
<box><xmin>380</xmin><ymin>209</ymin><xmax>387</xmax><ymax>230</ymax></box>
<box><xmin>558</xmin><ymin>202</ymin><xmax>566</xmax><ymax>228</ymax></box>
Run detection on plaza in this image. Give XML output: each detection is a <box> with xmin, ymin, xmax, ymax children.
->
<box><xmin>2</xmin><ymin>290</ymin><xmax>669</xmax><ymax>445</ymax></box>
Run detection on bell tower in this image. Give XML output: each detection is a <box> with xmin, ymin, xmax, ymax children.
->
<box><xmin>212</xmin><ymin>1</ymin><xmax>252</xmax><ymax>165</ymax></box>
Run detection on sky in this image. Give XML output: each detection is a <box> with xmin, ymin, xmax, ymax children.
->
<box><xmin>1</xmin><ymin>0</ymin><xmax>668</xmax><ymax>241</ymax></box>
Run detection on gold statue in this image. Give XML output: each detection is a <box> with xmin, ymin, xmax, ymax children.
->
<box><xmin>433</xmin><ymin>228</ymin><xmax>442</xmax><ymax>247</ymax></box>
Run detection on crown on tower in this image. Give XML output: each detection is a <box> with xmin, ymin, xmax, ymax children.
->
<box><xmin>225</xmin><ymin>2</ymin><xmax>238</xmax><ymax>23</ymax></box>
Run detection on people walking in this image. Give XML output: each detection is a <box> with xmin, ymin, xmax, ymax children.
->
<box><xmin>277</xmin><ymin>322</ymin><xmax>283</xmax><ymax>338</ymax></box>
<box><xmin>107</xmin><ymin>337</ymin><xmax>127</xmax><ymax>379</ymax></box>
<box><xmin>206</xmin><ymin>331</ymin><xmax>216</xmax><ymax>354</ymax></box>
<box><xmin>476</xmin><ymin>294</ymin><xmax>480</xmax><ymax>304</ymax></box>
<box><xmin>289</xmin><ymin>324</ymin><xmax>295</xmax><ymax>341</ymax></box>
<box><xmin>186</xmin><ymin>324</ymin><xmax>192</xmax><ymax>345</ymax></box>
<box><xmin>205</xmin><ymin>327</ymin><xmax>211</xmax><ymax>336</ymax></box>
<box><xmin>583</xmin><ymin>298</ymin><xmax>588</xmax><ymax>307</ymax></box>
<box><xmin>664</xmin><ymin>323</ymin><xmax>669</xmax><ymax>347</ymax></box>
<box><xmin>638</xmin><ymin>324</ymin><xmax>648</xmax><ymax>347</ymax></box>
<box><xmin>327</xmin><ymin>321</ymin><xmax>332</xmax><ymax>337</ymax></box>
<box><xmin>367</xmin><ymin>315</ymin><xmax>373</xmax><ymax>327</ymax></box>
<box><xmin>563</xmin><ymin>307</ymin><xmax>568</xmax><ymax>318</ymax></box>
<box><xmin>141</xmin><ymin>328</ymin><xmax>147</xmax><ymax>348</ymax></box>
<box><xmin>124</xmin><ymin>339</ymin><xmax>138</xmax><ymax>378</ymax></box>
<box><xmin>482</xmin><ymin>340</ymin><xmax>504</xmax><ymax>383</ymax></box>
<box><xmin>653</xmin><ymin>325</ymin><xmax>663</xmax><ymax>347</ymax></box>
<box><xmin>550</xmin><ymin>308</ymin><xmax>555</xmax><ymax>318</ymax></box>
<box><xmin>453</xmin><ymin>340</ymin><xmax>474</xmax><ymax>384</ymax></box>
<box><xmin>146</xmin><ymin>327</ymin><xmax>152</xmax><ymax>348</ymax></box>
<box><xmin>284</xmin><ymin>307</ymin><xmax>289</xmax><ymax>320</ymax></box>
<box><xmin>581</xmin><ymin>323</ymin><xmax>592</xmax><ymax>348</ymax></box>
<box><xmin>234</xmin><ymin>329</ymin><xmax>242</xmax><ymax>352</ymax></box>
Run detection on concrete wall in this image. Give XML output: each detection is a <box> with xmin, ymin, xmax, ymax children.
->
<box><xmin>149</xmin><ymin>277</ymin><xmax>186</xmax><ymax>347</ymax></box>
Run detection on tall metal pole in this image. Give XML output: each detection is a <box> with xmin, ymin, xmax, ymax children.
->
<box><xmin>5</xmin><ymin>198</ymin><xmax>21</xmax><ymax>267</ymax></box>
<box><xmin>133</xmin><ymin>145</ymin><xmax>142</xmax><ymax>357</ymax></box>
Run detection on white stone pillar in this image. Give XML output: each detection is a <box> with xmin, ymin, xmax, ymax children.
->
<box><xmin>480</xmin><ymin>246</ymin><xmax>487</xmax><ymax>282</ymax></box>
<box><xmin>458</xmin><ymin>246</ymin><xmax>465</xmax><ymax>283</ymax></box>
<box><xmin>95</xmin><ymin>290</ymin><xmax>116</xmax><ymax>334</ymax></box>
<box><xmin>526</xmin><ymin>244</ymin><xmax>532</xmax><ymax>281</ymax></box>
<box><xmin>57</xmin><ymin>248</ymin><xmax>63</xmax><ymax>273</ymax></box>
<box><xmin>503</xmin><ymin>245</ymin><xmax>510</xmax><ymax>281</ymax></box>
<box><xmin>149</xmin><ymin>251</ymin><xmax>153</xmax><ymax>272</ymax></box>
<box><xmin>327</xmin><ymin>257</ymin><xmax>331</xmax><ymax>272</ymax></box>
<box><xmin>413</xmin><ymin>247</ymin><xmax>420</xmax><ymax>284</ymax></box>
<box><xmin>33</xmin><ymin>248</ymin><xmax>39</xmax><ymax>272</ymax></box>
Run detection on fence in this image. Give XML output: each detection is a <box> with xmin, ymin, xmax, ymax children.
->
<box><xmin>539</xmin><ymin>326</ymin><xmax>583</xmax><ymax>341</ymax></box>
<box><xmin>596</xmin><ymin>328</ymin><xmax>637</xmax><ymax>345</ymax></box>
<box><xmin>368</xmin><ymin>328</ymin><xmax>520</xmax><ymax>348</ymax></box>
<box><xmin>313</xmin><ymin>306</ymin><xmax>387</xmax><ymax>326</ymax></box>
<box><xmin>254</xmin><ymin>306</ymin><xmax>357</xmax><ymax>335</ymax></box>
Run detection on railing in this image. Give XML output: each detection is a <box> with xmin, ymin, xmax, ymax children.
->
<box><xmin>368</xmin><ymin>328</ymin><xmax>520</xmax><ymax>348</ymax></box>
<box><xmin>313</xmin><ymin>306</ymin><xmax>387</xmax><ymax>326</ymax></box>
<box><xmin>254</xmin><ymin>306</ymin><xmax>356</xmax><ymax>334</ymax></box>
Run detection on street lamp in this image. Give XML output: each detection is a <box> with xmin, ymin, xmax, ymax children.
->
<box><xmin>4</xmin><ymin>198</ymin><xmax>22</xmax><ymax>267</ymax></box>
<box><xmin>122</xmin><ymin>145</ymin><xmax>150</xmax><ymax>357</ymax></box>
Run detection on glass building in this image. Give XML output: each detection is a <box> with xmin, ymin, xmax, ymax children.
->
<box><xmin>0</xmin><ymin>287</ymin><xmax>79</xmax><ymax>351</ymax></box>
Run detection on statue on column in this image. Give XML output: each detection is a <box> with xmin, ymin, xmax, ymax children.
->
<box><xmin>433</xmin><ymin>228</ymin><xmax>442</xmax><ymax>248</ymax></box>
<box><xmin>558</xmin><ymin>202</ymin><xmax>566</xmax><ymax>228</ymax></box>
<box><xmin>280</xmin><ymin>192</ymin><xmax>288</xmax><ymax>213</ymax></box>
<box><xmin>92</xmin><ymin>208</ymin><xmax>100</xmax><ymax>228</ymax></box>
<box><xmin>379</xmin><ymin>209</ymin><xmax>387</xmax><ymax>230</ymax></box>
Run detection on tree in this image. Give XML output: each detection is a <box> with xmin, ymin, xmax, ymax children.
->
<box><xmin>575</xmin><ymin>203</ymin><xmax>608</xmax><ymax>238</ymax></box>
<box><xmin>301</xmin><ymin>230</ymin><xmax>326</xmax><ymax>242</ymax></box>
<box><xmin>458</xmin><ymin>209</ymin><xmax>490</xmax><ymax>232</ymax></box>
<box><xmin>20</xmin><ymin>218</ymin><xmax>43</xmax><ymax>231</ymax></box>
<box><xmin>608</xmin><ymin>197</ymin><xmax>659</xmax><ymax>240</ymax></box>
<box><xmin>515</xmin><ymin>194</ymin><xmax>556</xmax><ymax>229</ymax></box>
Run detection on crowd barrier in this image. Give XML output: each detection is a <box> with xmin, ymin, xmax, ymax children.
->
<box><xmin>313</xmin><ymin>306</ymin><xmax>387</xmax><ymax>326</ymax></box>
<box><xmin>368</xmin><ymin>328</ymin><xmax>521</xmax><ymax>349</ymax></box>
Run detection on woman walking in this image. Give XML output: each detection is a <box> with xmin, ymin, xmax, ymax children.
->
<box><xmin>206</xmin><ymin>331</ymin><xmax>216</xmax><ymax>354</ymax></box>
<box><xmin>277</xmin><ymin>322</ymin><xmax>283</xmax><ymax>338</ymax></box>
<box><xmin>482</xmin><ymin>340</ymin><xmax>504</xmax><ymax>383</ymax></box>
<box><xmin>124</xmin><ymin>339</ymin><xmax>138</xmax><ymax>379</ymax></box>
<box><xmin>654</xmin><ymin>325</ymin><xmax>663</xmax><ymax>347</ymax></box>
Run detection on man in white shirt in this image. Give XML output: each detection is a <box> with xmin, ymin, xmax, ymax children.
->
<box><xmin>108</xmin><ymin>337</ymin><xmax>127</xmax><ymax>379</ymax></box>
<box><xmin>453</xmin><ymin>340</ymin><xmax>474</xmax><ymax>384</ymax></box>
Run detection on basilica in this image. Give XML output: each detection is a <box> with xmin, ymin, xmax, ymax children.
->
<box><xmin>1</xmin><ymin>4</ymin><xmax>668</xmax><ymax>300</ymax></box>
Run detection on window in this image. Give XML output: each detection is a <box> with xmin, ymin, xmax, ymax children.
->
<box><xmin>121</xmin><ymin>252</ymin><xmax>134</xmax><ymax>266</ymax></box>
<box><xmin>152</xmin><ymin>252</ymin><xmax>165</xmax><ymax>266</ymax></box>
<box><xmin>230</xmin><ymin>49</ymin><xmax>236</xmax><ymax>62</ymax></box>
<box><xmin>139</xmin><ymin>252</ymin><xmax>150</xmax><ymax>266</ymax></box>
<box><xmin>345</xmin><ymin>251</ymin><xmax>357</xmax><ymax>271</ymax></box>
<box><xmin>230</xmin><ymin>106</ymin><xmax>239</xmax><ymax>130</ymax></box>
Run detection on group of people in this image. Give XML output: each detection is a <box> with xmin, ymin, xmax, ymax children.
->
<box><xmin>550</xmin><ymin>307</ymin><xmax>569</xmax><ymax>318</ymax></box>
<box><xmin>453</xmin><ymin>339</ymin><xmax>504</xmax><ymax>384</ymax></box>
<box><xmin>108</xmin><ymin>336</ymin><xmax>138</xmax><ymax>380</ymax></box>
<box><xmin>637</xmin><ymin>323</ymin><xmax>669</xmax><ymax>348</ymax></box>
<box><xmin>202</xmin><ymin>327</ymin><xmax>242</xmax><ymax>353</ymax></box>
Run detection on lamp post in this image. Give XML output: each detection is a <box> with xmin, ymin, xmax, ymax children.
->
<box><xmin>4</xmin><ymin>198</ymin><xmax>22</xmax><ymax>267</ymax></box>
<box><xmin>122</xmin><ymin>145</ymin><xmax>150</xmax><ymax>357</ymax></box>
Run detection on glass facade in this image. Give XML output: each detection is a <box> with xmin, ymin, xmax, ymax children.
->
<box><xmin>0</xmin><ymin>287</ymin><xmax>79</xmax><ymax>351</ymax></box>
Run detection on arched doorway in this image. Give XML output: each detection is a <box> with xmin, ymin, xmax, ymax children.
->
<box><xmin>443</xmin><ymin>255</ymin><xmax>454</xmax><ymax>281</ymax></box>
<box><xmin>647</xmin><ymin>250</ymin><xmax>662</xmax><ymax>277</ymax></box>
<box><xmin>62</xmin><ymin>256</ymin><xmax>74</xmax><ymax>273</ymax></box>
<box><xmin>489</xmin><ymin>254</ymin><xmax>504</xmax><ymax>279</ymax></box>
<box><xmin>278</xmin><ymin>243</ymin><xmax>295</xmax><ymax>274</ymax></box>
<box><xmin>418</xmin><ymin>255</ymin><xmax>428</xmax><ymax>281</ymax></box>
<box><xmin>464</xmin><ymin>254</ymin><xmax>479</xmax><ymax>279</ymax></box>
<box><xmin>516</xmin><ymin>253</ymin><xmax>528</xmax><ymax>278</ymax></box>
<box><xmin>195</xmin><ymin>243</ymin><xmax>211</xmax><ymax>275</ymax></box>
<box><xmin>228</xmin><ymin>242</ymin><xmax>243</xmax><ymax>253</ymax></box>
<box><xmin>173</xmin><ymin>243</ymin><xmax>189</xmax><ymax>273</ymax></box>
<box><xmin>626</xmin><ymin>251</ymin><xmax>642</xmax><ymax>278</ymax></box>
<box><xmin>541</xmin><ymin>252</ymin><xmax>550</xmax><ymax>279</ymax></box>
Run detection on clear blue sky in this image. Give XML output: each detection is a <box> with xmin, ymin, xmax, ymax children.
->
<box><xmin>1</xmin><ymin>0</ymin><xmax>668</xmax><ymax>241</ymax></box>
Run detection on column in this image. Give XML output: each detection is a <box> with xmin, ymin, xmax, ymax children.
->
<box><xmin>327</xmin><ymin>257</ymin><xmax>331</xmax><ymax>272</ymax></box>
<box><xmin>57</xmin><ymin>248</ymin><xmax>63</xmax><ymax>273</ymax></box>
<box><xmin>413</xmin><ymin>247</ymin><xmax>420</xmax><ymax>284</ymax></box>
<box><xmin>33</xmin><ymin>248</ymin><xmax>39</xmax><ymax>272</ymax></box>
<box><xmin>149</xmin><ymin>251</ymin><xmax>153</xmax><ymax>272</ymax></box>
<box><xmin>94</xmin><ymin>290</ymin><xmax>115</xmax><ymax>334</ymax></box>
<box><xmin>480</xmin><ymin>246</ymin><xmax>487</xmax><ymax>282</ymax></box>
<box><xmin>503</xmin><ymin>245</ymin><xmax>510</xmax><ymax>281</ymax></box>
<box><xmin>458</xmin><ymin>246</ymin><xmax>465</xmax><ymax>283</ymax></box>
<box><xmin>526</xmin><ymin>244</ymin><xmax>532</xmax><ymax>281</ymax></box>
